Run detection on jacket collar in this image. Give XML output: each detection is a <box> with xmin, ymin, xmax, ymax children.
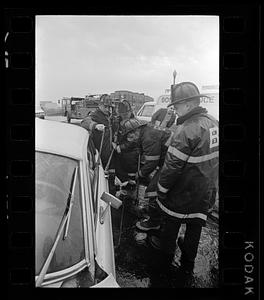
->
<box><xmin>176</xmin><ymin>106</ymin><xmax>207</xmax><ymax>125</ymax></box>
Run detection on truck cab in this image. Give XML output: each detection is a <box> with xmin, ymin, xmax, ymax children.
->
<box><xmin>61</xmin><ymin>97</ymin><xmax>99</xmax><ymax>123</ymax></box>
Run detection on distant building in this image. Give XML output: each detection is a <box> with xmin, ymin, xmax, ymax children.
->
<box><xmin>110</xmin><ymin>90</ymin><xmax>153</xmax><ymax>113</ymax></box>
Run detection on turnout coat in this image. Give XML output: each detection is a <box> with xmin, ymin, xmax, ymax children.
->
<box><xmin>138</xmin><ymin>124</ymin><xmax>171</xmax><ymax>179</ymax></box>
<box><xmin>137</xmin><ymin>125</ymin><xmax>172</xmax><ymax>199</ymax></box>
<box><xmin>157</xmin><ymin>107</ymin><xmax>219</xmax><ymax>222</ymax></box>
<box><xmin>81</xmin><ymin>109</ymin><xmax>118</xmax><ymax>169</ymax></box>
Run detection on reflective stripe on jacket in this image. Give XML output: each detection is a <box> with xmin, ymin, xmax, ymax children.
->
<box><xmin>157</xmin><ymin>107</ymin><xmax>219</xmax><ymax>217</ymax></box>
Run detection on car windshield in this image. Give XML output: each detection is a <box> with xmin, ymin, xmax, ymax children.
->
<box><xmin>36</xmin><ymin>151</ymin><xmax>85</xmax><ymax>275</ymax></box>
<box><xmin>140</xmin><ymin>105</ymin><xmax>154</xmax><ymax>117</ymax></box>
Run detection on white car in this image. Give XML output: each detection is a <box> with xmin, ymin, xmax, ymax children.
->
<box><xmin>35</xmin><ymin>118</ymin><xmax>120</xmax><ymax>287</ymax></box>
<box><xmin>136</xmin><ymin>95</ymin><xmax>171</xmax><ymax>122</ymax></box>
<box><xmin>136</xmin><ymin>102</ymin><xmax>155</xmax><ymax>122</ymax></box>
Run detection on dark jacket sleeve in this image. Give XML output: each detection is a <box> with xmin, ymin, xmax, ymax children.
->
<box><xmin>139</xmin><ymin>135</ymin><xmax>161</xmax><ymax>178</ymax></box>
<box><xmin>157</xmin><ymin>125</ymin><xmax>201</xmax><ymax>193</ymax></box>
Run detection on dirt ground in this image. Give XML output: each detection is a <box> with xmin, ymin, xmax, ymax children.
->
<box><xmin>111</xmin><ymin>197</ymin><xmax>219</xmax><ymax>288</ymax></box>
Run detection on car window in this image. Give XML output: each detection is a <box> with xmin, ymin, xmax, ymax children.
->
<box><xmin>36</xmin><ymin>152</ymin><xmax>85</xmax><ymax>275</ymax></box>
<box><xmin>139</xmin><ymin>105</ymin><xmax>154</xmax><ymax>117</ymax></box>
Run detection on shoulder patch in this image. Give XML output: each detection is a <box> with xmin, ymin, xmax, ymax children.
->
<box><xmin>209</xmin><ymin>127</ymin><xmax>219</xmax><ymax>148</ymax></box>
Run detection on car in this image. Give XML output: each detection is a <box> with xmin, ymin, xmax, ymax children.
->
<box><xmin>136</xmin><ymin>94</ymin><xmax>171</xmax><ymax>123</ymax></box>
<box><xmin>136</xmin><ymin>101</ymin><xmax>155</xmax><ymax>122</ymax></box>
<box><xmin>136</xmin><ymin>87</ymin><xmax>219</xmax><ymax>123</ymax></box>
<box><xmin>35</xmin><ymin>106</ymin><xmax>45</xmax><ymax>119</ymax></box>
<box><xmin>35</xmin><ymin>118</ymin><xmax>121</xmax><ymax>288</ymax></box>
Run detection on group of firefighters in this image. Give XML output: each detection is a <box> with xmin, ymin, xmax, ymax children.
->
<box><xmin>81</xmin><ymin>80</ymin><xmax>219</xmax><ymax>279</ymax></box>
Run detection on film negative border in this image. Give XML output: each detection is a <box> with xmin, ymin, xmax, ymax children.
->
<box><xmin>4</xmin><ymin>5</ymin><xmax>261</xmax><ymax>299</ymax></box>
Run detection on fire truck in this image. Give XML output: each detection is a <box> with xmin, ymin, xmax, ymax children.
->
<box><xmin>60</xmin><ymin>96</ymin><xmax>100</xmax><ymax>123</ymax></box>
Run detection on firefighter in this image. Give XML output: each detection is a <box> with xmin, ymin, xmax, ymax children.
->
<box><xmin>81</xmin><ymin>94</ymin><xmax>117</xmax><ymax>171</ymax></box>
<box><xmin>117</xmin><ymin>99</ymin><xmax>135</xmax><ymax>123</ymax></box>
<box><xmin>134</xmin><ymin>108</ymin><xmax>176</xmax><ymax>230</ymax></box>
<box><xmin>150</xmin><ymin>81</ymin><xmax>219</xmax><ymax>275</ymax></box>
<box><xmin>116</xmin><ymin>117</ymin><xmax>173</xmax><ymax>224</ymax></box>
<box><xmin>114</xmin><ymin>100</ymin><xmax>139</xmax><ymax>184</ymax></box>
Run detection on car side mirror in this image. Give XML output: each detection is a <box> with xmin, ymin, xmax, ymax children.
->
<box><xmin>99</xmin><ymin>192</ymin><xmax>122</xmax><ymax>224</ymax></box>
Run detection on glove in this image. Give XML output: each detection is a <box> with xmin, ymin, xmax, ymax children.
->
<box><xmin>95</xmin><ymin>124</ymin><xmax>105</xmax><ymax>131</ymax></box>
<box><xmin>112</xmin><ymin>142</ymin><xmax>121</xmax><ymax>153</ymax></box>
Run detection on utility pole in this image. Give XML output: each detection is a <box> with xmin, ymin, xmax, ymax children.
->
<box><xmin>173</xmin><ymin>69</ymin><xmax>177</xmax><ymax>85</ymax></box>
<box><xmin>171</xmin><ymin>70</ymin><xmax>177</xmax><ymax>98</ymax></box>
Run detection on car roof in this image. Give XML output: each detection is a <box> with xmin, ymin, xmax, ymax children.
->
<box><xmin>36</xmin><ymin>118</ymin><xmax>89</xmax><ymax>160</ymax></box>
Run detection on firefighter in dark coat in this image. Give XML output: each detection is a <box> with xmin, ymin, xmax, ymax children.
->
<box><xmin>134</xmin><ymin>108</ymin><xmax>176</xmax><ymax>230</ymax></box>
<box><xmin>150</xmin><ymin>82</ymin><xmax>219</xmax><ymax>275</ymax></box>
<box><xmin>81</xmin><ymin>96</ymin><xmax>137</xmax><ymax>193</ymax></box>
<box><xmin>116</xmin><ymin>117</ymin><xmax>174</xmax><ymax>222</ymax></box>
<box><xmin>81</xmin><ymin>94</ymin><xmax>117</xmax><ymax>171</ymax></box>
<box><xmin>113</xmin><ymin>100</ymin><xmax>139</xmax><ymax>183</ymax></box>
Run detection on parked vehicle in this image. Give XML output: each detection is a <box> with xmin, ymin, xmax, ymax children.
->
<box><xmin>135</xmin><ymin>102</ymin><xmax>155</xmax><ymax>122</ymax></box>
<box><xmin>35</xmin><ymin>106</ymin><xmax>45</xmax><ymax>119</ymax></box>
<box><xmin>136</xmin><ymin>94</ymin><xmax>170</xmax><ymax>122</ymax></box>
<box><xmin>137</xmin><ymin>86</ymin><xmax>219</xmax><ymax>122</ymax></box>
<box><xmin>60</xmin><ymin>97</ymin><xmax>99</xmax><ymax>123</ymax></box>
<box><xmin>35</xmin><ymin>118</ymin><xmax>121</xmax><ymax>287</ymax></box>
<box><xmin>200</xmin><ymin>85</ymin><xmax>219</xmax><ymax>120</ymax></box>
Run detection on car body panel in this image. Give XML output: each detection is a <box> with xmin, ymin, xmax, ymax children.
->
<box><xmin>36</xmin><ymin>118</ymin><xmax>88</xmax><ymax>160</ymax></box>
<box><xmin>35</xmin><ymin>118</ymin><xmax>119</xmax><ymax>287</ymax></box>
<box><xmin>94</xmin><ymin>162</ymin><xmax>116</xmax><ymax>278</ymax></box>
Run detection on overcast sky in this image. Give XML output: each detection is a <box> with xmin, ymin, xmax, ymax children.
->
<box><xmin>36</xmin><ymin>15</ymin><xmax>219</xmax><ymax>105</ymax></box>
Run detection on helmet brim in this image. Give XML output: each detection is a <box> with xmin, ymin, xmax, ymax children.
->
<box><xmin>167</xmin><ymin>94</ymin><xmax>210</xmax><ymax>107</ymax></box>
<box><xmin>122</xmin><ymin>122</ymin><xmax>147</xmax><ymax>136</ymax></box>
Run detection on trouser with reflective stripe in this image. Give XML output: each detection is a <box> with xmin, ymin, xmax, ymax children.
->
<box><xmin>158</xmin><ymin>211</ymin><xmax>205</xmax><ymax>271</ymax></box>
<box><xmin>144</xmin><ymin>169</ymin><xmax>162</xmax><ymax>224</ymax></box>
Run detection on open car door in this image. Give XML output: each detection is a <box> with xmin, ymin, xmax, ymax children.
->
<box><xmin>92</xmin><ymin>152</ymin><xmax>120</xmax><ymax>287</ymax></box>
